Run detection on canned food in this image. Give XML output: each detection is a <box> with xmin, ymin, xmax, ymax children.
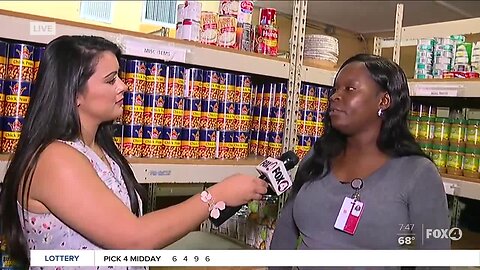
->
<box><xmin>166</xmin><ymin>65</ymin><xmax>185</xmax><ymax>97</ymax></box>
<box><xmin>145</xmin><ymin>62</ymin><xmax>167</xmax><ymax>95</ymax></box>
<box><xmin>143</xmin><ymin>94</ymin><xmax>164</xmax><ymax>127</ymax></box>
<box><xmin>296</xmin><ymin>119</ymin><xmax>316</xmax><ymax>136</ymax></box>
<box><xmin>299</xmin><ymin>85</ymin><xmax>317</xmax><ymax>111</ymax></box>
<box><xmin>142</xmin><ymin>125</ymin><xmax>163</xmax><ymax>158</ymax></box>
<box><xmin>162</xmin><ymin>127</ymin><xmax>182</xmax><ymax>159</ymax></box>
<box><xmin>119</xmin><ymin>58</ymin><xmax>127</xmax><ymax>81</ymax></box>
<box><xmin>3</xmin><ymin>80</ymin><xmax>31</xmax><ymax>118</ymax></box>
<box><xmin>235</xmin><ymin>103</ymin><xmax>252</xmax><ymax>131</ymax></box>
<box><xmin>200</xmin><ymin>99</ymin><xmax>219</xmax><ymax>130</ymax></box>
<box><xmin>315</xmin><ymin>120</ymin><xmax>326</xmax><ymax>137</ymax></box>
<box><xmin>7</xmin><ymin>43</ymin><xmax>34</xmax><ymax>82</ymax></box>
<box><xmin>200</xmin><ymin>11</ymin><xmax>219</xmax><ymax>45</ymax></box>
<box><xmin>251</xmin><ymin>106</ymin><xmax>262</xmax><ymax>131</ymax></box>
<box><xmin>217</xmin><ymin>130</ymin><xmax>234</xmax><ymax>159</ymax></box>
<box><xmin>416</xmin><ymin>63</ymin><xmax>433</xmax><ymax>70</ymax></box>
<box><xmin>199</xmin><ymin>129</ymin><xmax>217</xmax><ymax>159</ymax></box>
<box><xmin>249</xmin><ymin>130</ymin><xmax>259</xmax><ymax>155</ymax></box>
<box><xmin>255</xmin><ymin>84</ymin><xmax>265</xmax><ymax>107</ymax></box>
<box><xmin>122</xmin><ymin>124</ymin><xmax>143</xmax><ymax>157</ymax></box>
<box><xmin>0</xmin><ymin>41</ymin><xmax>7</xmax><ymax>79</ymax></box>
<box><xmin>261</xmin><ymin>83</ymin><xmax>275</xmax><ymax>108</ymax></box>
<box><xmin>255</xmin><ymin>25</ymin><xmax>278</xmax><ymax>56</ymax></box>
<box><xmin>124</xmin><ymin>60</ymin><xmax>146</xmax><ymax>93</ymax></box>
<box><xmin>297</xmin><ymin>109</ymin><xmax>317</xmax><ymax>122</ymax></box>
<box><xmin>268</xmin><ymin>131</ymin><xmax>283</xmax><ymax>158</ymax></box>
<box><xmin>184</xmin><ymin>68</ymin><xmax>203</xmax><ymax>99</ymax></box>
<box><xmin>235</xmin><ymin>74</ymin><xmax>252</xmax><ymax>104</ymax></box>
<box><xmin>238</xmin><ymin>0</ymin><xmax>254</xmax><ymax>24</ymax></box>
<box><xmin>203</xmin><ymin>70</ymin><xmax>220</xmax><ymax>100</ymax></box>
<box><xmin>416</xmin><ymin>50</ymin><xmax>433</xmax><ymax>58</ymax></box>
<box><xmin>33</xmin><ymin>46</ymin><xmax>45</xmax><ymax>81</ymax></box>
<box><xmin>122</xmin><ymin>92</ymin><xmax>144</xmax><ymax>125</ymax></box>
<box><xmin>233</xmin><ymin>130</ymin><xmax>250</xmax><ymax>159</ymax></box>
<box><xmin>183</xmin><ymin>98</ymin><xmax>202</xmax><ymax>129</ymax></box>
<box><xmin>268</xmin><ymin>107</ymin><xmax>285</xmax><ymax>132</ymax></box>
<box><xmin>259</xmin><ymin>8</ymin><xmax>276</xmax><ymax>26</ymax></box>
<box><xmin>294</xmin><ymin>134</ymin><xmax>312</xmax><ymax>160</ymax></box>
<box><xmin>112</xmin><ymin>123</ymin><xmax>123</xmax><ymax>151</ymax></box>
<box><xmin>164</xmin><ymin>96</ymin><xmax>184</xmax><ymax>128</ymax></box>
<box><xmin>273</xmin><ymin>83</ymin><xmax>288</xmax><ymax>108</ymax></box>
<box><xmin>0</xmin><ymin>79</ymin><xmax>4</xmax><ymax>116</ymax></box>
<box><xmin>237</xmin><ymin>23</ymin><xmax>254</xmax><ymax>52</ymax></box>
<box><xmin>218</xmin><ymin>101</ymin><xmax>236</xmax><ymax>130</ymax></box>
<box><xmin>181</xmin><ymin>128</ymin><xmax>200</xmax><ymax>159</ymax></box>
<box><xmin>217</xmin><ymin>16</ymin><xmax>237</xmax><ymax>48</ymax></box>
<box><xmin>1</xmin><ymin>116</ymin><xmax>24</xmax><ymax>153</ymax></box>
<box><xmin>434</xmin><ymin>57</ymin><xmax>453</xmax><ymax>65</ymax></box>
<box><xmin>435</xmin><ymin>50</ymin><xmax>454</xmax><ymax>58</ymax></box>
<box><xmin>259</xmin><ymin>116</ymin><xmax>270</xmax><ymax>133</ymax></box>
<box><xmin>257</xmin><ymin>131</ymin><xmax>269</xmax><ymax>157</ymax></box>
<box><xmin>218</xmin><ymin>72</ymin><xmax>236</xmax><ymax>102</ymax></box>
<box><xmin>415</xmin><ymin>74</ymin><xmax>433</xmax><ymax>79</ymax></box>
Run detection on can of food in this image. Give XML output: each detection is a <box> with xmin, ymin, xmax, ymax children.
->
<box><xmin>434</xmin><ymin>57</ymin><xmax>453</xmax><ymax>65</ymax></box>
<box><xmin>118</xmin><ymin>58</ymin><xmax>127</xmax><ymax>82</ymax></box>
<box><xmin>200</xmin><ymin>11</ymin><xmax>219</xmax><ymax>45</ymax></box>
<box><xmin>296</xmin><ymin>118</ymin><xmax>316</xmax><ymax>136</ymax></box>
<box><xmin>200</xmin><ymin>99</ymin><xmax>218</xmax><ymax>130</ymax></box>
<box><xmin>219</xmin><ymin>0</ymin><xmax>239</xmax><ymax>17</ymax></box>
<box><xmin>450</xmin><ymin>119</ymin><xmax>467</xmax><ymax>145</ymax></box>
<box><xmin>297</xmin><ymin>109</ymin><xmax>318</xmax><ymax>122</ymax></box>
<box><xmin>434</xmin><ymin>117</ymin><xmax>451</xmax><ymax>141</ymax></box>
<box><xmin>122</xmin><ymin>92</ymin><xmax>144</xmax><ymax>125</ymax></box>
<box><xmin>267</xmin><ymin>131</ymin><xmax>283</xmax><ymax>158</ymax></box>
<box><xmin>257</xmin><ymin>131</ymin><xmax>269</xmax><ymax>157</ymax></box>
<box><xmin>164</xmin><ymin>96</ymin><xmax>184</xmax><ymax>128</ymax></box>
<box><xmin>418</xmin><ymin>104</ymin><xmax>437</xmax><ymax>118</ymax></box>
<box><xmin>259</xmin><ymin>107</ymin><xmax>271</xmax><ymax>132</ymax></box>
<box><xmin>184</xmin><ymin>68</ymin><xmax>203</xmax><ymax>99</ymax></box>
<box><xmin>299</xmin><ymin>84</ymin><xmax>318</xmax><ymax>111</ymax></box>
<box><xmin>234</xmin><ymin>74</ymin><xmax>252</xmax><ymax>104</ymax></box>
<box><xmin>272</xmin><ymin>83</ymin><xmax>288</xmax><ymax>109</ymax></box>
<box><xmin>251</xmin><ymin>106</ymin><xmax>262</xmax><ymax>131</ymax></box>
<box><xmin>237</xmin><ymin>0</ymin><xmax>254</xmax><ymax>23</ymax></box>
<box><xmin>203</xmin><ymin>70</ymin><xmax>220</xmax><ymax>100</ymax></box>
<box><xmin>217</xmin><ymin>16</ymin><xmax>237</xmax><ymax>48</ymax></box>
<box><xmin>145</xmin><ymin>62</ymin><xmax>167</xmax><ymax>95</ymax></box>
<box><xmin>268</xmin><ymin>107</ymin><xmax>285</xmax><ymax>132</ymax></box>
<box><xmin>218</xmin><ymin>101</ymin><xmax>236</xmax><ymax>130</ymax></box>
<box><xmin>447</xmin><ymin>144</ymin><xmax>465</xmax><ymax>176</ymax></box>
<box><xmin>183</xmin><ymin>98</ymin><xmax>202</xmax><ymax>129</ymax></box>
<box><xmin>233</xmin><ymin>130</ymin><xmax>250</xmax><ymax>160</ymax></box>
<box><xmin>317</xmin><ymin>86</ymin><xmax>330</xmax><ymax>113</ymax></box>
<box><xmin>294</xmin><ymin>134</ymin><xmax>312</xmax><ymax>160</ymax></box>
<box><xmin>418</xmin><ymin>116</ymin><xmax>434</xmax><ymax>140</ymax></box>
<box><xmin>142</xmin><ymin>125</ymin><xmax>163</xmax><ymax>158</ymax></box>
<box><xmin>255</xmin><ymin>83</ymin><xmax>266</xmax><ymax>107</ymax></box>
<box><xmin>416</xmin><ymin>50</ymin><xmax>433</xmax><ymax>58</ymax></box>
<box><xmin>259</xmin><ymin>8</ymin><xmax>276</xmax><ymax>26</ymax></box>
<box><xmin>236</xmin><ymin>22</ymin><xmax>253</xmax><ymax>52</ymax></box>
<box><xmin>0</xmin><ymin>79</ymin><xmax>4</xmax><ymax>116</ymax></box>
<box><xmin>1</xmin><ymin>116</ymin><xmax>24</xmax><ymax>153</ymax></box>
<box><xmin>217</xmin><ymin>130</ymin><xmax>234</xmax><ymax>159</ymax></box>
<box><xmin>181</xmin><ymin>128</ymin><xmax>200</xmax><ymax>159</ymax></box>
<box><xmin>124</xmin><ymin>59</ymin><xmax>146</xmax><ymax>93</ymax></box>
<box><xmin>7</xmin><ymin>43</ymin><xmax>34</xmax><ymax>83</ymax></box>
<box><xmin>315</xmin><ymin>118</ymin><xmax>326</xmax><ymax>137</ymax></box>
<box><xmin>0</xmin><ymin>41</ymin><xmax>7</xmax><ymax>80</ymax></box>
<box><xmin>261</xmin><ymin>82</ymin><xmax>275</xmax><ymax>109</ymax></box>
<box><xmin>416</xmin><ymin>62</ymin><xmax>433</xmax><ymax>70</ymax></box>
<box><xmin>255</xmin><ymin>25</ymin><xmax>279</xmax><ymax>56</ymax></box>
<box><xmin>162</xmin><ymin>127</ymin><xmax>182</xmax><ymax>159</ymax></box>
<box><xmin>122</xmin><ymin>124</ymin><xmax>143</xmax><ymax>158</ymax></box>
<box><xmin>3</xmin><ymin>80</ymin><xmax>31</xmax><ymax>118</ymax></box>
<box><xmin>415</xmin><ymin>74</ymin><xmax>433</xmax><ymax>79</ymax></box>
<box><xmin>234</xmin><ymin>103</ymin><xmax>252</xmax><ymax>131</ymax></box>
<box><xmin>33</xmin><ymin>46</ymin><xmax>45</xmax><ymax>82</ymax></box>
<box><xmin>218</xmin><ymin>72</ymin><xmax>236</xmax><ymax>102</ymax></box>
<box><xmin>112</xmin><ymin>123</ymin><xmax>123</xmax><ymax>151</ymax></box>
<box><xmin>249</xmin><ymin>130</ymin><xmax>259</xmax><ymax>155</ymax></box>
<box><xmin>143</xmin><ymin>93</ymin><xmax>164</xmax><ymax>127</ymax></box>
<box><xmin>199</xmin><ymin>129</ymin><xmax>217</xmax><ymax>159</ymax></box>
<box><xmin>166</xmin><ymin>65</ymin><xmax>185</xmax><ymax>97</ymax></box>
<box><xmin>467</xmin><ymin>119</ymin><xmax>480</xmax><ymax>144</ymax></box>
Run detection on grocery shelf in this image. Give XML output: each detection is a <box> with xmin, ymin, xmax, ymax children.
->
<box><xmin>0</xmin><ymin>154</ymin><xmax>262</xmax><ymax>184</ymax></box>
<box><xmin>0</xmin><ymin>10</ymin><xmax>289</xmax><ymax>79</ymax></box>
<box><xmin>409</xmin><ymin>79</ymin><xmax>480</xmax><ymax>98</ymax></box>
<box><xmin>302</xmin><ymin>64</ymin><xmax>337</xmax><ymax>86</ymax></box>
<box><xmin>441</xmin><ymin>174</ymin><xmax>480</xmax><ymax>201</ymax></box>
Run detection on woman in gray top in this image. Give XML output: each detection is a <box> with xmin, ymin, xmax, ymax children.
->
<box><xmin>270</xmin><ymin>54</ymin><xmax>450</xmax><ymax>257</ymax></box>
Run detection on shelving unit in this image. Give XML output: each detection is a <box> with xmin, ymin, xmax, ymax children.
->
<box><xmin>373</xmin><ymin>4</ymin><xmax>480</xmax><ymax>204</ymax></box>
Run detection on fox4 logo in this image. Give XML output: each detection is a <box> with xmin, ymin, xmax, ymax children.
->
<box><xmin>425</xmin><ymin>227</ymin><xmax>462</xmax><ymax>241</ymax></box>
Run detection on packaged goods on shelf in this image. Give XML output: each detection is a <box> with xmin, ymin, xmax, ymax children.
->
<box><xmin>259</xmin><ymin>8</ymin><xmax>277</xmax><ymax>27</ymax></box>
<box><xmin>177</xmin><ymin>1</ymin><xmax>202</xmax><ymax>42</ymax></box>
<box><xmin>217</xmin><ymin>16</ymin><xmax>237</xmax><ymax>48</ymax></box>
<box><xmin>0</xmin><ymin>41</ymin><xmax>7</xmax><ymax>80</ymax></box>
<box><xmin>176</xmin><ymin>4</ymin><xmax>185</xmax><ymax>39</ymax></box>
<box><xmin>472</xmin><ymin>42</ymin><xmax>480</xmax><ymax>73</ymax></box>
<box><xmin>415</xmin><ymin>38</ymin><xmax>435</xmax><ymax>79</ymax></box>
<box><xmin>200</xmin><ymin>11</ymin><xmax>219</xmax><ymax>45</ymax></box>
<box><xmin>254</xmin><ymin>25</ymin><xmax>279</xmax><ymax>56</ymax></box>
<box><xmin>304</xmin><ymin>34</ymin><xmax>339</xmax><ymax>66</ymax></box>
<box><xmin>219</xmin><ymin>0</ymin><xmax>239</xmax><ymax>17</ymax></box>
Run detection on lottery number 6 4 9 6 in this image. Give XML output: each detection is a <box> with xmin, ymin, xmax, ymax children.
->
<box><xmin>172</xmin><ymin>256</ymin><xmax>211</xmax><ymax>262</ymax></box>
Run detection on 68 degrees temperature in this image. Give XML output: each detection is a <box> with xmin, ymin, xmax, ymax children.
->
<box><xmin>398</xmin><ymin>235</ymin><xmax>416</xmax><ymax>246</ymax></box>
<box><xmin>398</xmin><ymin>224</ymin><xmax>415</xmax><ymax>246</ymax></box>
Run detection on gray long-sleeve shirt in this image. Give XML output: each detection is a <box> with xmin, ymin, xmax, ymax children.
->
<box><xmin>270</xmin><ymin>153</ymin><xmax>451</xmax><ymax>269</ymax></box>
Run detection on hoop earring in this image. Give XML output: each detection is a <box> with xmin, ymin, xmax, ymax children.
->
<box><xmin>377</xmin><ymin>109</ymin><xmax>383</xmax><ymax>117</ymax></box>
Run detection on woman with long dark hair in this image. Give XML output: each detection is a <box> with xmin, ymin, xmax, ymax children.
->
<box><xmin>270</xmin><ymin>54</ymin><xmax>450</xmax><ymax>253</ymax></box>
<box><xmin>0</xmin><ymin>35</ymin><xmax>268</xmax><ymax>268</ymax></box>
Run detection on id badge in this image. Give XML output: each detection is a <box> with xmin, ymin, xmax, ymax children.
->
<box><xmin>334</xmin><ymin>197</ymin><xmax>364</xmax><ymax>235</ymax></box>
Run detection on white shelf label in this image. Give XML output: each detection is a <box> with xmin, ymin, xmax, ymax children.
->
<box><xmin>123</xmin><ymin>38</ymin><xmax>187</xmax><ymax>63</ymax></box>
<box><xmin>443</xmin><ymin>182</ymin><xmax>457</xmax><ymax>195</ymax></box>
<box><xmin>412</xmin><ymin>84</ymin><xmax>464</xmax><ymax>97</ymax></box>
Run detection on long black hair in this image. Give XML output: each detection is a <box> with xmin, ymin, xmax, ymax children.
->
<box><xmin>0</xmin><ymin>35</ymin><xmax>146</xmax><ymax>267</ymax></box>
<box><xmin>291</xmin><ymin>54</ymin><xmax>429</xmax><ymax>196</ymax></box>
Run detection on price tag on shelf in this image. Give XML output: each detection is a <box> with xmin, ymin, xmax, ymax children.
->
<box><xmin>443</xmin><ymin>182</ymin><xmax>457</xmax><ymax>195</ymax></box>
<box><xmin>412</xmin><ymin>84</ymin><xmax>463</xmax><ymax>97</ymax></box>
<box><xmin>122</xmin><ymin>38</ymin><xmax>187</xmax><ymax>63</ymax></box>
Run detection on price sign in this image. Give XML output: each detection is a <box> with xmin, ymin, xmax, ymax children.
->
<box><xmin>412</xmin><ymin>84</ymin><xmax>463</xmax><ymax>97</ymax></box>
<box><xmin>123</xmin><ymin>38</ymin><xmax>187</xmax><ymax>63</ymax></box>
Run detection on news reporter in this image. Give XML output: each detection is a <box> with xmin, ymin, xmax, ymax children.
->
<box><xmin>0</xmin><ymin>35</ymin><xmax>268</xmax><ymax>268</ymax></box>
<box><xmin>270</xmin><ymin>54</ymin><xmax>450</xmax><ymax>255</ymax></box>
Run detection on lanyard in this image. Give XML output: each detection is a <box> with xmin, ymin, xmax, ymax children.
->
<box><xmin>351</xmin><ymin>178</ymin><xmax>364</xmax><ymax>201</ymax></box>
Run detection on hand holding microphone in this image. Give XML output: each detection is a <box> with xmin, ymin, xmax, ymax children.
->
<box><xmin>208</xmin><ymin>151</ymin><xmax>300</xmax><ymax>227</ymax></box>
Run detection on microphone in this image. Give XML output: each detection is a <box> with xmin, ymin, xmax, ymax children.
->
<box><xmin>209</xmin><ymin>151</ymin><xmax>300</xmax><ymax>227</ymax></box>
